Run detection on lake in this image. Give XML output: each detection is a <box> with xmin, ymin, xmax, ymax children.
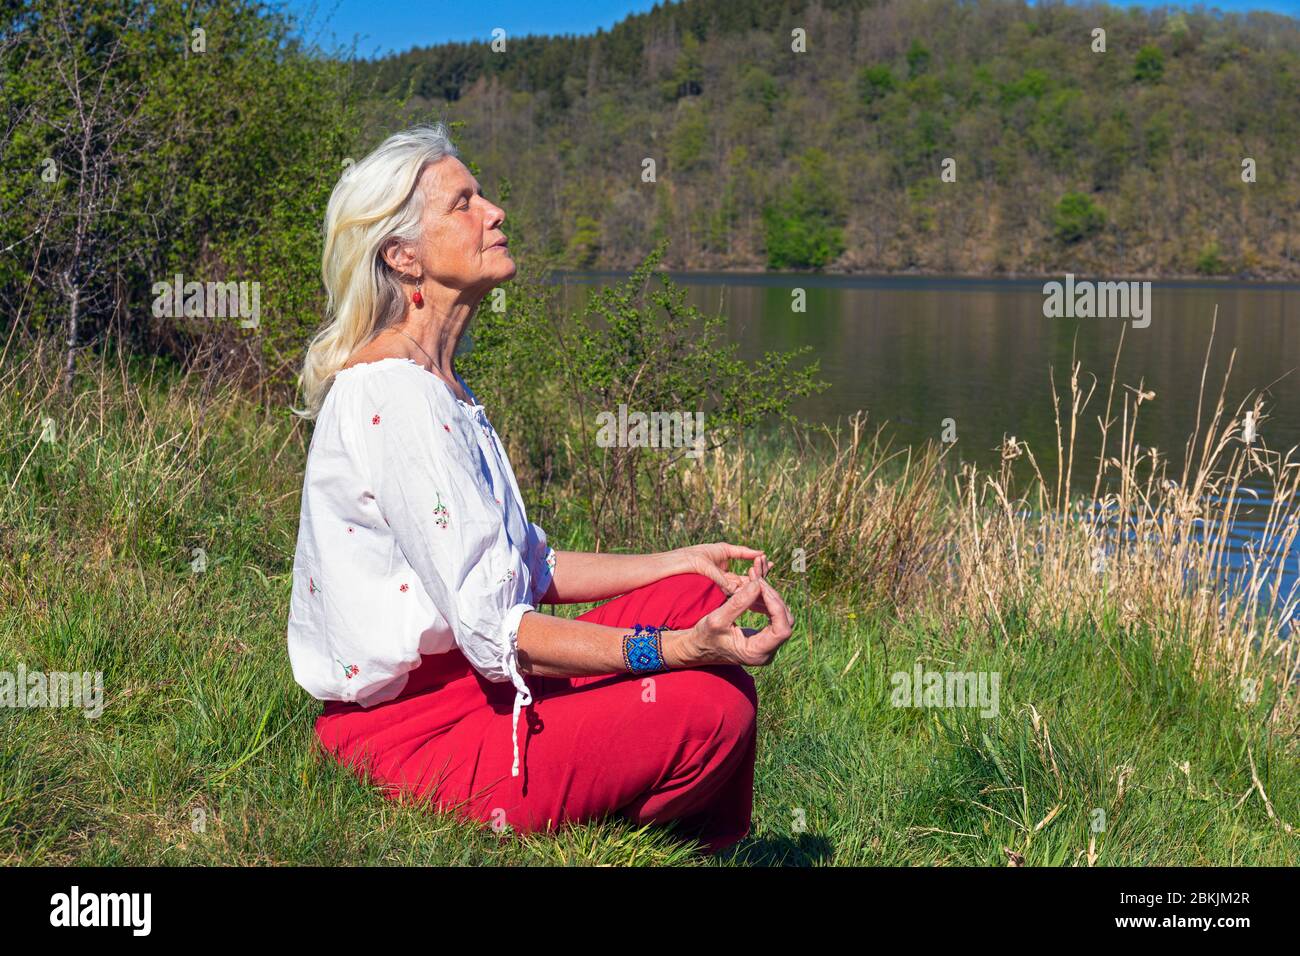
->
<box><xmin>554</xmin><ymin>271</ymin><xmax>1300</xmax><ymax>611</ymax></box>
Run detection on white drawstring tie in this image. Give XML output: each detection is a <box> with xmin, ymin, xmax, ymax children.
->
<box><xmin>503</xmin><ymin>646</ymin><xmax>532</xmax><ymax>777</ymax></box>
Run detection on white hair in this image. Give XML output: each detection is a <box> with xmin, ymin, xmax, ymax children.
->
<box><xmin>292</xmin><ymin>123</ymin><xmax>460</xmax><ymax>419</ymax></box>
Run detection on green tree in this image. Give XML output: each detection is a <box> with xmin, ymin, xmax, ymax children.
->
<box><xmin>762</xmin><ymin>149</ymin><xmax>847</xmax><ymax>270</ymax></box>
<box><xmin>1053</xmin><ymin>192</ymin><xmax>1107</xmax><ymax>242</ymax></box>
<box><xmin>739</xmin><ymin>64</ymin><xmax>780</xmax><ymax>114</ymax></box>
<box><xmin>668</xmin><ymin>101</ymin><xmax>709</xmax><ymax>172</ymax></box>
<box><xmin>858</xmin><ymin>64</ymin><xmax>896</xmax><ymax>114</ymax></box>
<box><xmin>565</xmin><ymin>215</ymin><xmax>602</xmax><ymax>268</ymax></box>
<box><xmin>999</xmin><ymin>68</ymin><xmax>1049</xmax><ymax>106</ymax></box>
<box><xmin>661</xmin><ymin>31</ymin><xmax>704</xmax><ymax>100</ymax></box>
<box><xmin>907</xmin><ymin>39</ymin><xmax>931</xmax><ymax>79</ymax></box>
<box><xmin>1195</xmin><ymin>240</ymin><xmax>1226</xmax><ymax>275</ymax></box>
<box><xmin>1</xmin><ymin>0</ymin><xmax>360</xmax><ymax>398</ymax></box>
<box><xmin>1134</xmin><ymin>44</ymin><xmax>1165</xmax><ymax>83</ymax></box>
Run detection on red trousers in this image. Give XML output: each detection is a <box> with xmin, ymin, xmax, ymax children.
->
<box><xmin>314</xmin><ymin>573</ymin><xmax>759</xmax><ymax>853</ymax></box>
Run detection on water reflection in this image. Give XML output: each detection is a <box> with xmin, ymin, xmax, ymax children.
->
<box><xmin>555</xmin><ymin>271</ymin><xmax>1300</xmax><ymax>615</ymax></box>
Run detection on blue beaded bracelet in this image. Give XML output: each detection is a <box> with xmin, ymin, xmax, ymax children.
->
<box><xmin>623</xmin><ymin>623</ymin><xmax>668</xmax><ymax>674</ymax></box>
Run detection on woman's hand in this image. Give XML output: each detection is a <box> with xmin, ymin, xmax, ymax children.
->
<box><xmin>677</xmin><ymin>542</ymin><xmax>771</xmax><ymax>596</ymax></box>
<box><xmin>668</xmin><ymin>576</ymin><xmax>794</xmax><ymax>668</ymax></box>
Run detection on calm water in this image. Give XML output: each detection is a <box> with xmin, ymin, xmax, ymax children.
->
<box><xmin>554</xmin><ymin>271</ymin><xmax>1300</xmax><ymax>607</ymax></box>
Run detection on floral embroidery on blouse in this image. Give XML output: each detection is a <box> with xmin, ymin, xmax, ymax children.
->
<box><xmin>546</xmin><ymin>550</ymin><xmax>556</xmax><ymax>573</ymax></box>
<box><xmin>399</xmin><ymin>582</ymin><xmax>409</xmax><ymax>592</ymax></box>
<box><xmin>371</xmin><ymin>414</ymin><xmax>381</xmax><ymax>425</ymax></box>
<box><xmin>499</xmin><ymin>568</ymin><xmax>517</xmax><ymax>585</ymax></box>
<box><xmin>433</xmin><ymin>493</ymin><xmax>449</xmax><ymax>529</ymax></box>
<box><xmin>309</xmin><ymin>575</ymin><xmax>319</xmax><ymax>595</ymax></box>
<box><xmin>336</xmin><ymin>659</ymin><xmax>359</xmax><ymax>679</ymax></box>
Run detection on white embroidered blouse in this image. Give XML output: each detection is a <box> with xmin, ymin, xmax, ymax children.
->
<box><xmin>286</xmin><ymin>356</ymin><xmax>556</xmax><ymax>777</ymax></box>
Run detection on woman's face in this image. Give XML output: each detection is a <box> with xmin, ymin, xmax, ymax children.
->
<box><xmin>416</xmin><ymin>156</ymin><xmax>515</xmax><ymax>293</ymax></box>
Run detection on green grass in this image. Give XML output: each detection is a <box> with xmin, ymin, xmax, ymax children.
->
<box><xmin>0</xmin><ymin>345</ymin><xmax>1295</xmax><ymax>865</ymax></box>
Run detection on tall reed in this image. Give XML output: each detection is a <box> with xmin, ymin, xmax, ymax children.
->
<box><xmin>685</xmin><ymin>319</ymin><xmax>1298</xmax><ymax>726</ymax></box>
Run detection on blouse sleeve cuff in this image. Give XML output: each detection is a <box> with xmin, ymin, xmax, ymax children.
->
<box><xmin>500</xmin><ymin>603</ymin><xmax>534</xmax><ymax>691</ymax></box>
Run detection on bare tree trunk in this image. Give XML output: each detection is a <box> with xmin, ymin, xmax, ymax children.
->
<box><xmin>61</xmin><ymin>268</ymin><xmax>80</xmax><ymax>396</ymax></box>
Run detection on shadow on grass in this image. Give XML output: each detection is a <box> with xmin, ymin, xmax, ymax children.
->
<box><xmin>717</xmin><ymin>832</ymin><xmax>836</xmax><ymax>867</ymax></box>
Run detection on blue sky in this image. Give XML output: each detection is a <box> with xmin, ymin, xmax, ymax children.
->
<box><xmin>287</xmin><ymin>0</ymin><xmax>662</xmax><ymax>58</ymax></box>
<box><xmin>284</xmin><ymin>0</ymin><xmax>1300</xmax><ymax>59</ymax></box>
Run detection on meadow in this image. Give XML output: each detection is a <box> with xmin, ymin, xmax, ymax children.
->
<box><xmin>1</xmin><ymin>306</ymin><xmax>1295</xmax><ymax>866</ymax></box>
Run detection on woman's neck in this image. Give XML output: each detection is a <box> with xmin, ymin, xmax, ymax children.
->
<box><xmin>395</xmin><ymin>288</ymin><xmax>479</xmax><ymax>375</ymax></box>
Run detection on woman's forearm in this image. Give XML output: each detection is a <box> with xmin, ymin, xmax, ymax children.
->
<box><xmin>515</xmin><ymin>609</ymin><xmax>693</xmax><ymax>677</ymax></box>
<box><xmin>537</xmin><ymin>549</ymin><xmax>690</xmax><ymax>604</ymax></box>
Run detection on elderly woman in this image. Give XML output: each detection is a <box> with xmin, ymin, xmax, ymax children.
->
<box><xmin>286</xmin><ymin>124</ymin><xmax>793</xmax><ymax>854</ymax></box>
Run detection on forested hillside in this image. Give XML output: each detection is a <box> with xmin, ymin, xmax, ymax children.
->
<box><xmin>5</xmin><ymin>0</ymin><xmax>1297</xmax><ymax>399</ymax></box>
<box><xmin>360</xmin><ymin>0</ymin><xmax>1300</xmax><ymax>278</ymax></box>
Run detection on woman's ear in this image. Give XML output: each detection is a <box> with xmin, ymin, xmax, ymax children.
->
<box><xmin>380</xmin><ymin>236</ymin><xmax>417</xmax><ymax>275</ymax></box>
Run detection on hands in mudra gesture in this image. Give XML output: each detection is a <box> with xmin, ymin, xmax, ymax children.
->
<box><xmin>672</xmin><ymin>542</ymin><xmax>795</xmax><ymax>668</ymax></box>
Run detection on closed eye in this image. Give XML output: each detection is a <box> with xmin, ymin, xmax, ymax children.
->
<box><xmin>457</xmin><ymin>185</ymin><xmax>484</xmax><ymax>211</ymax></box>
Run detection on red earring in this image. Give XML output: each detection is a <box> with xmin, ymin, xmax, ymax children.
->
<box><xmin>412</xmin><ymin>279</ymin><xmax>424</xmax><ymax>308</ymax></box>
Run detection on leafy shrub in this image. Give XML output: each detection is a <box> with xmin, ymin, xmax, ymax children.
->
<box><xmin>463</xmin><ymin>240</ymin><xmax>828</xmax><ymax>547</ymax></box>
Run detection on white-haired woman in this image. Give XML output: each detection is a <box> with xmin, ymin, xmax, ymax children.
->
<box><xmin>286</xmin><ymin>124</ymin><xmax>794</xmax><ymax>854</ymax></box>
